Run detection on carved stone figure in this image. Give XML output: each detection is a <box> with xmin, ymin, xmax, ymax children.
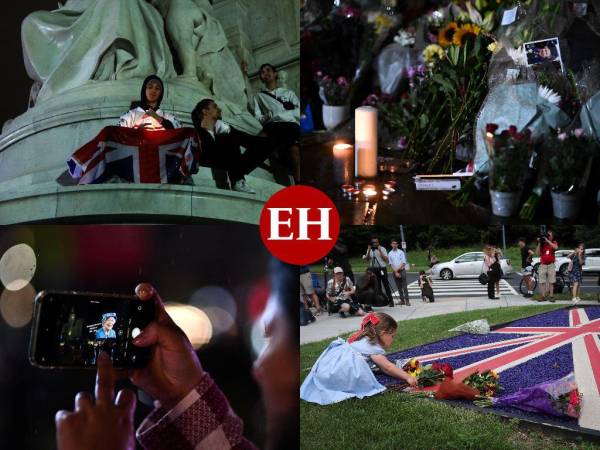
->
<box><xmin>22</xmin><ymin>0</ymin><xmax>178</xmax><ymax>105</ymax></box>
<box><xmin>149</xmin><ymin>0</ymin><xmax>248</xmax><ymax>106</ymax></box>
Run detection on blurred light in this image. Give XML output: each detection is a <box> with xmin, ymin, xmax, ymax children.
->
<box><xmin>246</xmin><ymin>279</ymin><xmax>270</xmax><ymax>320</ymax></box>
<box><xmin>0</xmin><ymin>243</ymin><xmax>37</xmax><ymax>291</ymax></box>
<box><xmin>0</xmin><ymin>283</ymin><xmax>36</xmax><ymax>328</ymax></box>
<box><xmin>131</xmin><ymin>327</ymin><xmax>141</xmax><ymax>339</ymax></box>
<box><xmin>250</xmin><ymin>294</ymin><xmax>276</xmax><ymax>357</ymax></box>
<box><xmin>165</xmin><ymin>303</ymin><xmax>213</xmax><ymax>349</ymax></box>
<box><xmin>203</xmin><ymin>306</ymin><xmax>235</xmax><ymax>335</ymax></box>
<box><xmin>189</xmin><ymin>286</ymin><xmax>237</xmax><ymax>337</ymax></box>
<box><xmin>250</xmin><ymin>319</ymin><xmax>267</xmax><ymax>357</ymax></box>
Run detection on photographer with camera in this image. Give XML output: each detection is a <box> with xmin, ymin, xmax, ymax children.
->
<box><xmin>362</xmin><ymin>238</ymin><xmax>394</xmax><ymax>307</ymax></box>
<box><xmin>536</xmin><ymin>229</ymin><xmax>559</xmax><ymax>302</ymax></box>
<box><xmin>326</xmin><ymin>267</ymin><xmax>364</xmax><ymax>318</ymax></box>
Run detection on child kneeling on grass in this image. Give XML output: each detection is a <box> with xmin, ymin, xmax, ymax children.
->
<box><xmin>300</xmin><ymin>312</ymin><xmax>417</xmax><ymax>405</ymax></box>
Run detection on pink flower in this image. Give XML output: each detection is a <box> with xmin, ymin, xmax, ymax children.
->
<box><xmin>574</xmin><ymin>128</ymin><xmax>585</xmax><ymax>138</ymax></box>
<box><xmin>396</xmin><ymin>136</ymin><xmax>408</xmax><ymax>149</ymax></box>
<box><xmin>558</xmin><ymin>132</ymin><xmax>568</xmax><ymax>141</ymax></box>
<box><xmin>337</xmin><ymin>76</ymin><xmax>349</xmax><ymax>87</ymax></box>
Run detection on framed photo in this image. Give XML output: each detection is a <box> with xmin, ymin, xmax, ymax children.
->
<box><xmin>524</xmin><ymin>37</ymin><xmax>564</xmax><ymax>72</ymax></box>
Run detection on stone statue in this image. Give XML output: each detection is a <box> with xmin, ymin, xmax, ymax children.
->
<box><xmin>22</xmin><ymin>0</ymin><xmax>178</xmax><ymax>105</ymax></box>
<box><xmin>149</xmin><ymin>0</ymin><xmax>248</xmax><ymax>107</ymax></box>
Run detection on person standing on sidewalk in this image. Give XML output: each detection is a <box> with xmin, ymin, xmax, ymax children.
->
<box><xmin>300</xmin><ymin>265</ymin><xmax>322</xmax><ymax>315</ymax></box>
<box><xmin>389</xmin><ymin>239</ymin><xmax>410</xmax><ymax>306</ymax></box>
<box><xmin>363</xmin><ymin>237</ymin><xmax>394</xmax><ymax>307</ymax></box>
<box><xmin>537</xmin><ymin>230</ymin><xmax>558</xmax><ymax>302</ymax></box>
<box><xmin>484</xmin><ymin>245</ymin><xmax>499</xmax><ymax>300</ymax></box>
<box><xmin>518</xmin><ymin>237</ymin><xmax>535</xmax><ymax>298</ymax></box>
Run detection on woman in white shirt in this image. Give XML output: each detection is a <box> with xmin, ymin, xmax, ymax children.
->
<box><xmin>118</xmin><ymin>75</ymin><xmax>181</xmax><ymax>130</ymax></box>
<box><xmin>253</xmin><ymin>64</ymin><xmax>300</xmax><ymax>182</ymax></box>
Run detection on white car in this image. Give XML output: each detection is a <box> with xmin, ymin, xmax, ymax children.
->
<box><xmin>531</xmin><ymin>250</ymin><xmax>577</xmax><ymax>275</ymax></box>
<box><xmin>583</xmin><ymin>248</ymin><xmax>600</xmax><ymax>273</ymax></box>
<box><xmin>430</xmin><ymin>252</ymin><xmax>513</xmax><ymax>280</ymax></box>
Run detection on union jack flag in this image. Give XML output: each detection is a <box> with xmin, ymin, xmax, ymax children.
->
<box><xmin>67</xmin><ymin>126</ymin><xmax>200</xmax><ymax>184</ymax></box>
<box><xmin>380</xmin><ymin>307</ymin><xmax>600</xmax><ymax>432</ymax></box>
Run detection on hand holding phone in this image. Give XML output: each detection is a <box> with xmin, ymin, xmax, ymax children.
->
<box><xmin>55</xmin><ymin>352</ymin><xmax>136</xmax><ymax>450</ymax></box>
<box><xmin>129</xmin><ymin>283</ymin><xmax>205</xmax><ymax>410</ymax></box>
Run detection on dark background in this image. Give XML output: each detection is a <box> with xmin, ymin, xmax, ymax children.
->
<box><xmin>1</xmin><ymin>1</ymin><xmax>58</xmax><ymax>128</ymax></box>
<box><xmin>0</xmin><ymin>225</ymin><xmax>273</xmax><ymax>449</ymax></box>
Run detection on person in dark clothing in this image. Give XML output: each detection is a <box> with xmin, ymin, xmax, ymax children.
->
<box><xmin>356</xmin><ymin>268</ymin><xmax>389</xmax><ymax>307</ymax></box>
<box><xmin>191</xmin><ymin>99</ymin><xmax>272</xmax><ymax>194</ymax></box>
<box><xmin>327</xmin><ymin>239</ymin><xmax>354</xmax><ymax>283</ymax></box>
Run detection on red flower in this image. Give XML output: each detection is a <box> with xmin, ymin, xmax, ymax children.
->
<box><xmin>508</xmin><ymin>125</ymin><xmax>518</xmax><ymax>137</ymax></box>
<box><xmin>431</xmin><ymin>361</ymin><xmax>442</xmax><ymax>371</ymax></box>
<box><xmin>569</xmin><ymin>389</ymin><xmax>580</xmax><ymax>406</ymax></box>
<box><xmin>441</xmin><ymin>363</ymin><xmax>454</xmax><ymax>379</ymax></box>
<box><xmin>486</xmin><ymin>123</ymin><xmax>499</xmax><ymax>134</ymax></box>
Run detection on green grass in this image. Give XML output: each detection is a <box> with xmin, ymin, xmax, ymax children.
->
<box><xmin>300</xmin><ymin>305</ymin><xmax>599</xmax><ymax>450</ymax></box>
<box><xmin>311</xmin><ymin>245</ymin><xmax>522</xmax><ymax>275</ymax></box>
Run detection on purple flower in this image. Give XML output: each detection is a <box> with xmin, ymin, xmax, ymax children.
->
<box><xmin>558</xmin><ymin>132</ymin><xmax>568</xmax><ymax>141</ymax></box>
<box><xmin>574</xmin><ymin>128</ymin><xmax>585</xmax><ymax>138</ymax></box>
<box><xmin>406</xmin><ymin>66</ymin><xmax>417</xmax><ymax>79</ymax></box>
<box><xmin>363</xmin><ymin>94</ymin><xmax>379</xmax><ymax>106</ymax></box>
<box><xmin>416</xmin><ymin>65</ymin><xmax>427</xmax><ymax>76</ymax></box>
<box><xmin>396</xmin><ymin>136</ymin><xmax>408</xmax><ymax>150</ymax></box>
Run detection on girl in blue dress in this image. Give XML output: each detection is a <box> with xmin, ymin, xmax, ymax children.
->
<box><xmin>569</xmin><ymin>243</ymin><xmax>586</xmax><ymax>303</ymax></box>
<box><xmin>300</xmin><ymin>312</ymin><xmax>417</xmax><ymax>405</ymax></box>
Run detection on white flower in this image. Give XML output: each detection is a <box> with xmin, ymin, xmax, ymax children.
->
<box><xmin>538</xmin><ymin>85</ymin><xmax>561</xmax><ymax>105</ymax></box>
<box><xmin>394</xmin><ymin>30</ymin><xmax>415</xmax><ymax>47</ymax></box>
<box><xmin>507</xmin><ymin>45</ymin><xmax>528</xmax><ymax>66</ymax></box>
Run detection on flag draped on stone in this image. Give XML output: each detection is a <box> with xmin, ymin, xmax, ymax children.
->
<box><xmin>67</xmin><ymin>126</ymin><xmax>200</xmax><ymax>184</ymax></box>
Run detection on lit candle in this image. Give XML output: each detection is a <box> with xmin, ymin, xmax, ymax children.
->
<box><xmin>384</xmin><ymin>181</ymin><xmax>397</xmax><ymax>189</ymax></box>
<box><xmin>333</xmin><ymin>143</ymin><xmax>354</xmax><ymax>184</ymax></box>
<box><xmin>362</xmin><ymin>184</ymin><xmax>377</xmax><ymax>198</ymax></box>
<box><xmin>355</xmin><ymin>106</ymin><xmax>378</xmax><ymax>178</ymax></box>
<box><xmin>354</xmin><ymin>179</ymin><xmax>366</xmax><ymax>190</ymax></box>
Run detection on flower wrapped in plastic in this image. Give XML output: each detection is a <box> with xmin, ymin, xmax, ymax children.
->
<box><xmin>396</xmin><ymin>358</ymin><xmax>452</xmax><ymax>388</ymax></box>
<box><xmin>463</xmin><ymin>369</ymin><xmax>501</xmax><ymax>397</ymax></box>
<box><xmin>475</xmin><ymin>373</ymin><xmax>582</xmax><ymax>418</ymax></box>
<box><xmin>449</xmin><ymin>319</ymin><xmax>491</xmax><ymax>335</ymax></box>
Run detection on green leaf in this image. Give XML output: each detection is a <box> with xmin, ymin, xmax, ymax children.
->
<box><xmin>419</xmin><ymin>114</ymin><xmax>429</xmax><ymax>129</ymax></box>
<box><xmin>431</xmin><ymin>74</ymin><xmax>456</xmax><ymax>95</ymax></box>
<box><xmin>448</xmin><ymin>45</ymin><xmax>460</xmax><ymax>66</ymax></box>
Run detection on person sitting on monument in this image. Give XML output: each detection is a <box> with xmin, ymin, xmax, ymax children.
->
<box><xmin>118</xmin><ymin>75</ymin><xmax>181</xmax><ymax>130</ymax></box>
<box><xmin>191</xmin><ymin>99</ymin><xmax>272</xmax><ymax>194</ymax></box>
<box><xmin>252</xmin><ymin>63</ymin><xmax>301</xmax><ymax>183</ymax></box>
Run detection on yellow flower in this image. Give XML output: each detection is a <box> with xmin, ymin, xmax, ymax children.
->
<box><xmin>490</xmin><ymin>370</ymin><xmax>499</xmax><ymax>379</ymax></box>
<box><xmin>374</xmin><ymin>14</ymin><xmax>394</xmax><ymax>35</ymax></box>
<box><xmin>487</xmin><ymin>41</ymin><xmax>502</xmax><ymax>54</ymax></box>
<box><xmin>453</xmin><ymin>23</ymin><xmax>481</xmax><ymax>47</ymax></box>
<box><xmin>438</xmin><ymin>22</ymin><xmax>459</xmax><ymax>47</ymax></box>
<box><xmin>422</xmin><ymin>44</ymin><xmax>445</xmax><ymax>62</ymax></box>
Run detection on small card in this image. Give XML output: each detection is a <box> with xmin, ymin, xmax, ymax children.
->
<box><xmin>414</xmin><ymin>178</ymin><xmax>461</xmax><ymax>191</ymax></box>
<box><xmin>501</xmin><ymin>7</ymin><xmax>518</xmax><ymax>26</ymax></box>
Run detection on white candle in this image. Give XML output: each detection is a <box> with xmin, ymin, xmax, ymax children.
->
<box><xmin>333</xmin><ymin>143</ymin><xmax>354</xmax><ymax>184</ymax></box>
<box><xmin>355</xmin><ymin>106</ymin><xmax>378</xmax><ymax>178</ymax></box>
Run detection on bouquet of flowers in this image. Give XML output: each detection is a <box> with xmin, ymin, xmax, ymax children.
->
<box><xmin>399</xmin><ymin>358</ymin><xmax>453</xmax><ymax>388</ymax></box>
<box><xmin>474</xmin><ymin>373</ymin><xmax>582</xmax><ymax>418</ymax></box>
<box><xmin>463</xmin><ymin>369</ymin><xmax>501</xmax><ymax>397</ymax></box>
<box><xmin>542</xmin><ymin>128</ymin><xmax>599</xmax><ymax>193</ymax></box>
<box><xmin>449</xmin><ymin>319</ymin><xmax>491</xmax><ymax>335</ymax></box>
<box><xmin>485</xmin><ymin>124</ymin><xmax>533</xmax><ymax>193</ymax></box>
<box><xmin>316</xmin><ymin>72</ymin><xmax>351</xmax><ymax>106</ymax></box>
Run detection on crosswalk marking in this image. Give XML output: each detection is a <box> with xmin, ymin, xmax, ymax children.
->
<box><xmin>394</xmin><ymin>278</ymin><xmax>518</xmax><ymax>299</ymax></box>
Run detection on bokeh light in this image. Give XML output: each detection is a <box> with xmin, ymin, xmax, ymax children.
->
<box><xmin>165</xmin><ymin>303</ymin><xmax>213</xmax><ymax>349</ymax></box>
<box><xmin>0</xmin><ymin>283</ymin><xmax>36</xmax><ymax>327</ymax></box>
<box><xmin>0</xmin><ymin>243</ymin><xmax>37</xmax><ymax>291</ymax></box>
<box><xmin>189</xmin><ymin>286</ymin><xmax>237</xmax><ymax>336</ymax></box>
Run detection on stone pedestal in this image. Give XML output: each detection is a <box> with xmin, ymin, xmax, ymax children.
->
<box><xmin>0</xmin><ymin>79</ymin><xmax>283</xmax><ymax>224</ymax></box>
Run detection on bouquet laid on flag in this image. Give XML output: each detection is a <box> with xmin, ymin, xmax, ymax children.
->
<box><xmin>67</xmin><ymin>126</ymin><xmax>201</xmax><ymax>185</ymax></box>
<box><xmin>399</xmin><ymin>358</ymin><xmax>453</xmax><ymax>388</ymax></box>
<box><xmin>463</xmin><ymin>369</ymin><xmax>501</xmax><ymax>397</ymax></box>
<box><xmin>474</xmin><ymin>373</ymin><xmax>582</xmax><ymax>418</ymax></box>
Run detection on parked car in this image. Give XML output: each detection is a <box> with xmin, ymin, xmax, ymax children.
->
<box><xmin>430</xmin><ymin>252</ymin><xmax>513</xmax><ymax>280</ymax></box>
<box><xmin>531</xmin><ymin>250</ymin><xmax>576</xmax><ymax>275</ymax></box>
<box><xmin>583</xmin><ymin>248</ymin><xmax>600</xmax><ymax>274</ymax></box>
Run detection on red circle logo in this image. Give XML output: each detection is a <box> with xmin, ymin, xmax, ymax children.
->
<box><xmin>259</xmin><ymin>186</ymin><xmax>340</xmax><ymax>265</ymax></box>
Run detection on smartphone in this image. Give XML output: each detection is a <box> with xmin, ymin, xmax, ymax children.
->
<box><xmin>29</xmin><ymin>291</ymin><xmax>155</xmax><ymax>369</ymax></box>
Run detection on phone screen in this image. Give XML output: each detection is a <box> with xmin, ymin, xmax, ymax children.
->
<box><xmin>29</xmin><ymin>291</ymin><xmax>155</xmax><ymax>369</ymax></box>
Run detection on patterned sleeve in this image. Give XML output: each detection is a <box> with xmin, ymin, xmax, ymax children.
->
<box><xmin>118</xmin><ymin>109</ymin><xmax>134</xmax><ymax>127</ymax></box>
<box><xmin>136</xmin><ymin>373</ymin><xmax>257</xmax><ymax>450</ymax></box>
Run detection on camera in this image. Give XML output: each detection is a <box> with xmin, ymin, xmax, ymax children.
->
<box><xmin>371</xmin><ymin>244</ymin><xmax>378</xmax><ymax>250</ymax></box>
<box><xmin>282</xmin><ymin>101</ymin><xmax>295</xmax><ymax>110</ymax></box>
<box><xmin>538</xmin><ymin>232</ymin><xmax>548</xmax><ymax>242</ymax></box>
